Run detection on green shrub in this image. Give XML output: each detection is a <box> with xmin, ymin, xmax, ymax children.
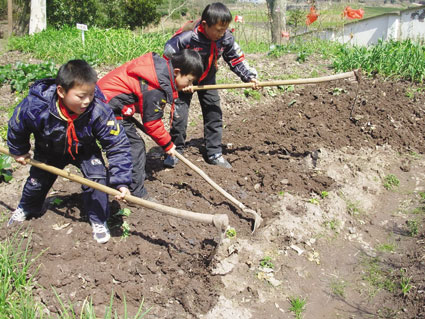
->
<box><xmin>46</xmin><ymin>0</ymin><xmax>162</xmax><ymax>30</ymax></box>
<box><xmin>0</xmin><ymin>61</ymin><xmax>57</xmax><ymax>92</ymax></box>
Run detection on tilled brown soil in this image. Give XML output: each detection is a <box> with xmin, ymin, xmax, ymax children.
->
<box><xmin>0</xmin><ymin>54</ymin><xmax>425</xmax><ymax>318</ymax></box>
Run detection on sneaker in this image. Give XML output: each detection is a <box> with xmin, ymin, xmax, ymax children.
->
<box><xmin>208</xmin><ymin>153</ymin><xmax>232</xmax><ymax>169</ymax></box>
<box><xmin>164</xmin><ymin>154</ymin><xmax>179</xmax><ymax>168</ymax></box>
<box><xmin>91</xmin><ymin>221</ymin><xmax>111</xmax><ymax>244</ymax></box>
<box><xmin>7</xmin><ymin>207</ymin><xmax>29</xmax><ymax>227</ymax></box>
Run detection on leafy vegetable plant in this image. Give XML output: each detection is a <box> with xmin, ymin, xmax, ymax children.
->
<box><xmin>0</xmin><ymin>155</ymin><xmax>13</xmax><ymax>182</ymax></box>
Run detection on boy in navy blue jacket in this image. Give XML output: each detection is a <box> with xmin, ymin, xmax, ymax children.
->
<box><xmin>7</xmin><ymin>60</ymin><xmax>132</xmax><ymax>244</ymax></box>
<box><xmin>163</xmin><ymin>2</ymin><xmax>258</xmax><ymax>169</ymax></box>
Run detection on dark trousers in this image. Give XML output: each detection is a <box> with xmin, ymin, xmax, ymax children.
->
<box><xmin>121</xmin><ymin>120</ymin><xmax>148</xmax><ymax>198</ymax></box>
<box><xmin>19</xmin><ymin>148</ymin><xmax>109</xmax><ymax>224</ymax></box>
<box><xmin>170</xmin><ymin>89</ymin><xmax>222</xmax><ymax>158</ymax></box>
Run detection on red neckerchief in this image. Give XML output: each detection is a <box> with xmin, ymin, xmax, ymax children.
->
<box><xmin>59</xmin><ymin>98</ymin><xmax>79</xmax><ymax>160</ymax></box>
<box><xmin>198</xmin><ymin>24</ymin><xmax>218</xmax><ymax>82</ymax></box>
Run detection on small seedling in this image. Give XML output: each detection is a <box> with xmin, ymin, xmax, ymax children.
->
<box><xmin>411</xmin><ymin>206</ymin><xmax>425</xmax><ymax>215</ymax></box>
<box><xmin>225</xmin><ymin>227</ymin><xmax>237</xmax><ymax>239</ymax></box>
<box><xmin>320</xmin><ymin>191</ymin><xmax>329</xmax><ymax>199</ymax></box>
<box><xmin>419</xmin><ymin>192</ymin><xmax>425</xmax><ymax>201</ymax></box>
<box><xmin>406</xmin><ymin>220</ymin><xmax>418</xmax><ymax>236</ymax></box>
<box><xmin>399</xmin><ymin>269</ymin><xmax>412</xmax><ymax>297</ymax></box>
<box><xmin>383</xmin><ymin>174</ymin><xmax>400</xmax><ymax>190</ymax></box>
<box><xmin>116</xmin><ymin>208</ymin><xmax>131</xmax><ymax>217</ymax></box>
<box><xmin>330</xmin><ymin>87</ymin><xmax>347</xmax><ymax>96</ymax></box>
<box><xmin>324</xmin><ymin>219</ymin><xmax>340</xmax><ymax>232</ymax></box>
<box><xmin>309</xmin><ymin>198</ymin><xmax>319</xmax><ymax>205</ymax></box>
<box><xmin>243</xmin><ymin>89</ymin><xmax>261</xmax><ymax>100</ymax></box>
<box><xmin>288</xmin><ymin>296</ymin><xmax>306</xmax><ymax>319</ymax></box>
<box><xmin>377</xmin><ymin>242</ymin><xmax>396</xmax><ymax>252</ymax></box>
<box><xmin>346</xmin><ymin>200</ymin><xmax>362</xmax><ymax>216</ymax></box>
<box><xmin>52</xmin><ymin>198</ymin><xmax>63</xmax><ymax>206</ymax></box>
<box><xmin>278</xmin><ymin>190</ymin><xmax>285</xmax><ymax>197</ymax></box>
<box><xmin>121</xmin><ymin>221</ymin><xmax>130</xmax><ymax>239</ymax></box>
<box><xmin>259</xmin><ymin>256</ymin><xmax>274</xmax><ymax>269</ymax></box>
<box><xmin>288</xmin><ymin>99</ymin><xmax>297</xmax><ymax>107</ymax></box>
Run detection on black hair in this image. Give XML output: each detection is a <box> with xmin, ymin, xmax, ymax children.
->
<box><xmin>55</xmin><ymin>60</ymin><xmax>97</xmax><ymax>92</ymax></box>
<box><xmin>171</xmin><ymin>49</ymin><xmax>204</xmax><ymax>80</ymax></box>
<box><xmin>201</xmin><ymin>2</ymin><xmax>232</xmax><ymax>26</ymax></box>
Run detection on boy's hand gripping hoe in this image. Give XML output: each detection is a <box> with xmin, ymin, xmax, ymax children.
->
<box><xmin>0</xmin><ymin>146</ymin><xmax>230</xmax><ymax>238</ymax></box>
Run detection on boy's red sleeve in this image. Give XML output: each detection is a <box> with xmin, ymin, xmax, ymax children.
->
<box><xmin>144</xmin><ymin>119</ymin><xmax>173</xmax><ymax>151</ymax></box>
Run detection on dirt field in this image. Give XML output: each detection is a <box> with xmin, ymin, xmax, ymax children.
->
<box><xmin>0</xmin><ymin>51</ymin><xmax>424</xmax><ymax>318</ymax></box>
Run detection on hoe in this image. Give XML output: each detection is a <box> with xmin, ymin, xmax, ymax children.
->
<box><xmin>0</xmin><ymin>145</ymin><xmax>230</xmax><ymax>239</ymax></box>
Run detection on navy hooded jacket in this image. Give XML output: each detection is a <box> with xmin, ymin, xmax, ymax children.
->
<box><xmin>7</xmin><ymin>78</ymin><xmax>132</xmax><ymax>188</ymax></box>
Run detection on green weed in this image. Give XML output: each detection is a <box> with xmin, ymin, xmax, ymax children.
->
<box><xmin>54</xmin><ymin>289</ymin><xmax>151</xmax><ymax>319</ymax></box>
<box><xmin>330</xmin><ymin>279</ymin><xmax>347</xmax><ymax>298</ymax></box>
<box><xmin>0</xmin><ymin>154</ymin><xmax>13</xmax><ymax>183</ymax></box>
<box><xmin>309</xmin><ymin>198</ymin><xmax>319</xmax><ymax>205</ymax></box>
<box><xmin>0</xmin><ymin>230</ymin><xmax>42</xmax><ymax>317</ymax></box>
<box><xmin>324</xmin><ymin>219</ymin><xmax>340</xmax><ymax>232</ymax></box>
<box><xmin>116</xmin><ymin>208</ymin><xmax>131</xmax><ymax>217</ymax></box>
<box><xmin>320</xmin><ymin>191</ymin><xmax>329</xmax><ymax>199</ymax></box>
<box><xmin>51</xmin><ymin>198</ymin><xmax>63</xmax><ymax>206</ymax></box>
<box><xmin>259</xmin><ymin>256</ymin><xmax>274</xmax><ymax>269</ymax></box>
<box><xmin>362</xmin><ymin>257</ymin><xmax>396</xmax><ymax>296</ymax></box>
<box><xmin>411</xmin><ymin>206</ymin><xmax>425</xmax><ymax>215</ymax></box>
<box><xmin>383</xmin><ymin>174</ymin><xmax>400</xmax><ymax>190</ymax></box>
<box><xmin>243</xmin><ymin>89</ymin><xmax>261</xmax><ymax>100</ymax></box>
<box><xmin>0</xmin><ymin>61</ymin><xmax>57</xmax><ymax>93</ymax></box>
<box><xmin>225</xmin><ymin>227</ymin><xmax>237</xmax><ymax>239</ymax></box>
<box><xmin>121</xmin><ymin>221</ymin><xmax>130</xmax><ymax>239</ymax></box>
<box><xmin>406</xmin><ymin>220</ymin><xmax>418</xmax><ymax>236</ymax></box>
<box><xmin>377</xmin><ymin>242</ymin><xmax>396</xmax><ymax>253</ymax></box>
<box><xmin>288</xmin><ymin>296</ymin><xmax>306</xmax><ymax>319</ymax></box>
<box><xmin>399</xmin><ymin>269</ymin><xmax>412</xmax><ymax>297</ymax></box>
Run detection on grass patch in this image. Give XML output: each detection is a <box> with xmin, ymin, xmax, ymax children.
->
<box><xmin>361</xmin><ymin>256</ymin><xmax>396</xmax><ymax>297</ymax></box>
<box><xmin>288</xmin><ymin>296</ymin><xmax>306</xmax><ymax>319</ymax></box>
<box><xmin>0</xmin><ymin>229</ymin><xmax>43</xmax><ymax>317</ymax></box>
<box><xmin>376</xmin><ymin>242</ymin><xmax>396</xmax><ymax>253</ymax></box>
<box><xmin>8</xmin><ymin>26</ymin><xmax>171</xmax><ymax>66</ymax></box>
<box><xmin>330</xmin><ymin>278</ymin><xmax>347</xmax><ymax>298</ymax></box>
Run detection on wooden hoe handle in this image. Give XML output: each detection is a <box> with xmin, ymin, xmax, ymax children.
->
<box><xmin>191</xmin><ymin>69</ymin><xmax>360</xmax><ymax>91</ymax></box>
<box><xmin>0</xmin><ymin>145</ymin><xmax>229</xmax><ymax>232</ymax></box>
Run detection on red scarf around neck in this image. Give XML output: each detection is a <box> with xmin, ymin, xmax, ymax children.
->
<box><xmin>198</xmin><ymin>24</ymin><xmax>218</xmax><ymax>82</ymax></box>
<box><xmin>59</xmin><ymin>98</ymin><xmax>79</xmax><ymax>160</ymax></box>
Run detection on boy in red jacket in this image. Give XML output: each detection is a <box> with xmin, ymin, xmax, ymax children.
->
<box><xmin>98</xmin><ymin>50</ymin><xmax>203</xmax><ymax>199</ymax></box>
<box><xmin>163</xmin><ymin>2</ymin><xmax>258</xmax><ymax>169</ymax></box>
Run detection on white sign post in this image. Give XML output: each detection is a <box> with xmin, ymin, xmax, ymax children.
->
<box><xmin>76</xmin><ymin>23</ymin><xmax>88</xmax><ymax>45</ymax></box>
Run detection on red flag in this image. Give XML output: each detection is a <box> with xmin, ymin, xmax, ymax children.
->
<box><xmin>234</xmin><ymin>15</ymin><xmax>244</xmax><ymax>23</ymax></box>
<box><xmin>306</xmin><ymin>6</ymin><xmax>319</xmax><ymax>25</ymax></box>
<box><xmin>281</xmin><ymin>31</ymin><xmax>290</xmax><ymax>38</ymax></box>
<box><xmin>343</xmin><ymin>6</ymin><xmax>364</xmax><ymax>20</ymax></box>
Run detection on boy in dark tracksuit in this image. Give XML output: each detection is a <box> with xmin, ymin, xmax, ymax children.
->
<box><xmin>98</xmin><ymin>50</ymin><xmax>203</xmax><ymax>199</ymax></box>
<box><xmin>163</xmin><ymin>2</ymin><xmax>258</xmax><ymax>169</ymax></box>
<box><xmin>7</xmin><ymin>60</ymin><xmax>132</xmax><ymax>244</ymax></box>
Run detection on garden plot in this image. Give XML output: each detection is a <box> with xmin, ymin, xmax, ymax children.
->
<box><xmin>0</xmin><ymin>53</ymin><xmax>424</xmax><ymax>318</ymax></box>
